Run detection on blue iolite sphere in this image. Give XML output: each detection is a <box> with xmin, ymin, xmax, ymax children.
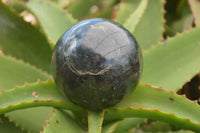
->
<box><xmin>52</xmin><ymin>18</ymin><xmax>142</xmax><ymax>111</ymax></box>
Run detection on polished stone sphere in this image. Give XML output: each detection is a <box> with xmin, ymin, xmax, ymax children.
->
<box><xmin>52</xmin><ymin>18</ymin><xmax>142</xmax><ymax>111</ymax></box>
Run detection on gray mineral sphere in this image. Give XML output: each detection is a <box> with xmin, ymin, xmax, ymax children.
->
<box><xmin>52</xmin><ymin>18</ymin><xmax>142</xmax><ymax>111</ymax></box>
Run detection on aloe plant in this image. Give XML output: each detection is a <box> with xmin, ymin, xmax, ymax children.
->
<box><xmin>0</xmin><ymin>0</ymin><xmax>200</xmax><ymax>132</ymax></box>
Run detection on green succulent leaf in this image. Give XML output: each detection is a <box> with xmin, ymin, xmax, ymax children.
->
<box><xmin>169</xmin><ymin>0</ymin><xmax>193</xmax><ymax>34</ymax></box>
<box><xmin>0</xmin><ymin>115</ymin><xmax>27</xmax><ymax>133</ymax></box>
<box><xmin>27</xmin><ymin>0</ymin><xmax>76</xmax><ymax>45</ymax></box>
<box><xmin>42</xmin><ymin>109</ymin><xmax>85</xmax><ymax>133</ymax></box>
<box><xmin>113</xmin><ymin>0</ymin><xmax>140</xmax><ymax>24</ymax></box>
<box><xmin>1</xmin><ymin>81</ymin><xmax>199</xmax><ymax>131</ymax></box>
<box><xmin>113</xmin><ymin>118</ymin><xmax>146</xmax><ymax>133</ymax></box>
<box><xmin>10</xmin><ymin>1</ymin><xmax>41</xmax><ymax>27</ymax></box>
<box><xmin>188</xmin><ymin>0</ymin><xmax>200</xmax><ymax>26</ymax></box>
<box><xmin>176</xmin><ymin>0</ymin><xmax>191</xmax><ymax>17</ymax></box>
<box><xmin>141</xmin><ymin>121</ymin><xmax>176</xmax><ymax>132</ymax></box>
<box><xmin>167</xmin><ymin>130</ymin><xmax>194</xmax><ymax>133</ymax></box>
<box><xmin>68</xmin><ymin>0</ymin><xmax>97</xmax><ymax>19</ymax></box>
<box><xmin>170</xmin><ymin>14</ymin><xmax>193</xmax><ymax>33</ymax></box>
<box><xmin>133</xmin><ymin>129</ymin><xmax>194</xmax><ymax>133</ymax></box>
<box><xmin>0</xmin><ymin>79</ymin><xmax>86</xmax><ymax>132</ymax></box>
<box><xmin>0</xmin><ymin>54</ymin><xmax>50</xmax><ymax>90</ymax></box>
<box><xmin>123</xmin><ymin>0</ymin><xmax>148</xmax><ymax>34</ymax></box>
<box><xmin>88</xmin><ymin>110</ymin><xmax>104</xmax><ymax>133</ymax></box>
<box><xmin>7</xmin><ymin>107</ymin><xmax>53</xmax><ymax>133</ymax></box>
<box><xmin>141</xmin><ymin>27</ymin><xmax>200</xmax><ymax>91</ymax></box>
<box><xmin>10</xmin><ymin>1</ymin><xmax>30</xmax><ymax>13</ymax></box>
<box><xmin>84</xmin><ymin>7</ymin><xmax>113</xmax><ymax>20</ymax></box>
<box><xmin>104</xmin><ymin>83</ymin><xmax>200</xmax><ymax>132</ymax></box>
<box><xmin>0</xmin><ymin>80</ymin><xmax>85</xmax><ymax>115</ymax></box>
<box><xmin>54</xmin><ymin>0</ymin><xmax>72</xmax><ymax>9</ymax></box>
<box><xmin>133</xmin><ymin>0</ymin><xmax>164</xmax><ymax>50</ymax></box>
<box><xmin>0</xmin><ymin>53</ymin><xmax>52</xmax><ymax>132</ymax></box>
<box><xmin>114</xmin><ymin>0</ymin><xmax>164</xmax><ymax>50</ymax></box>
<box><xmin>102</xmin><ymin>121</ymin><xmax>121</xmax><ymax>133</ymax></box>
<box><xmin>0</xmin><ymin>1</ymin><xmax>52</xmax><ymax>73</ymax></box>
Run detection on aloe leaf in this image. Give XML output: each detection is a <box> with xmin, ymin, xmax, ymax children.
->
<box><xmin>169</xmin><ymin>0</ymin><xmax>193</xmax><ymax>34</ymax></box>
<box><xmin>0</xmin><ymin>1</ymin><xmax>52</xmax><ymax>73</ymax></box>
<box><xmin>188</xmin><ymin>0</ymin><xmax>200</xmax><ymax>26</ymax></box>
<box><xmin>141</xmin><ymin>121</ymin><xmax>176</xmax><ymax>132</ymax></box>
<box><xmin>27</xmin><ymin>0</ymin><xmax>76</xmax><ymax>44</ymax></box>
<box><xmin>88</xmin><ymin>110</ymin><xmax>104</xmax><ymax>133</ymax></box>
<box><xmin>54</xmin><ymin>0</ymin><xmax>72</xmax><ymax>9</ymax></box>
<box><xmin>141</xmin><ymin>27</ymin><xmax>200</xmax><ymax>91</ymax></box>
<box><xmin>176</xmin><ymin>0</ymin><xmax>191</xmax><ymax>17</ymax></box>
<box><xmin>0</xmin><ymin>81</ymin><xmax>85</xmax><ymax>132</ymax></box>
<box><xmin>113</xmin><ymin>118</ymin><xmax>146</xmax><ymax>133</ymax></box>
<box><xmin>0</xmin><ymin>80</ymin><xmax>85</xmax><ymax>114</ymax></box>
<box><xmin>133</xmin><ymin>129</ymin><xmax>194</xmax><ymax>133</ymax></box>
<box><xmin>68</xmin><ymin>0</ymin><xmax>97</xmax><ymax>19</ymax></box>
<box><xmin>0</xmin><ymin>54</ymin><xmax>50</xmax><ymax>90</ymax></box>
<box><xmin>0</xmin><ymin>80</ymin><xmax>85</xmax><ymax>132</ymax></box>
<box><xmin>7</xmin><ymin>107</ymin><xmax>53</xmax><ymax>133</ymax></box>
<box><xmin>171</xmin><ymin>14</ymin><xmax>193</xmax><ymax>33</ymax></box>
<box><xmin>123</xmin><ymin>0</ymin><xmax>148</xmax><ymax>34</ymax></box>
<box><xmin>84</xmin><ymin>7</ymin><xmax>113</xmax><ymax>20</ymax></box>
<box><xmin>10</xmin><ymin>1</ymin><xmax>41</xmax><ymax>27</ymax></box>
<box><xmin>0</xmin><ymin>115</ymin><xmax>27</xmax><ymax>133</ymax></box>
<box><xmin>42</xmin><ymin>109</ymin><xmax>85</xmax><ymax>133</ymax></box>
<box><xmin>114</xmin><ymin>0</ymin><xmax>164</xmax><ymax>50</ymax></box>
<box><xmin>167</xmin><ymin>130</ymin><xmax>194</xmax><ymax>133</ymax></box>
<box><xmin>0</xmin><ymin>53</ymin><xmax>52</xmax><ymax>132</ymax></box>
<box><xmin>1</xmin><ymin>81</ymin><xmax>200</xmax><ymax>131</ymax></box>
<box><xmin>113</xmin><ymin>0</ymin><xmax>141</xmax><ymax>24</ymax></box>
<box><xmin>10</xmin><ymin>1</ymin><xmax>29</xmax><ymax>13</ymax></box>
<box><xmin>133</xmin><ymin>0</ymin><xmax>164</xmax><ymax>50</ymax></box>
<box><xmin>102</xmin><ymin>121</ymin><xmax>121</xmax><ymax>133</ymax></box>
<box><xmin>0</xmin><ymin>54</ymin><xmax>84</xmax><ymax>132</ymax></box>
<box><xmin>104</xmin><ymin>83</ymin><xmax>200</xmax><ymax>132</ymax></box>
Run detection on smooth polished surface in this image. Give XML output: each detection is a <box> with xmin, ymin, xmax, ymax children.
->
<box><xmin>52</xmin><ymin>18</ymin><xmax>142</xmax><ymax>110</ymax></box>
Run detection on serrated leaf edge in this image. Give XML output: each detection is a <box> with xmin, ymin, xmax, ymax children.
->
<box><xmin>142</xmin><ymin>26</ymin><xmax>198</xmax><ymax>54</ymax></box>
<box><xmin>0</xmin><ymin>2</ymin><xmax>53</xmax><ymax>74</ymax></box>
<box><xmin>3</xmin><ymin>114</ymin><xmax>30</xmax><ymax>133</ymax></box>
<box><xmin>27</xmin><ymin>0</ymin><xmax>77</xmax><ymax>46</ymax></box>
<box><xmin>0</xmin><ymin>54</ymin><xmax>52</xmax><ymax>83</ymax></box>
<box><xmin>0</xmin><ymin>79</ymin><xmax>85</xmax><ymax>114</ymax></box>
<box><xmin>105</xmin><ymin>107</ymin><xmax>200</xmax><ymax>132</ymax></box>
<box><xmin>11</xmin><ymin>1</ymin><xmax>43</xmax><ymax>30</ymax></box>
<box><xmin>123</xmin><ymin>0</ymin><xmax>148</xmax><ymax>34</ymax></box>
<box><xmin>188</xmin><ymin>0</ymin><xmax>200</xmax><ymax>27</ymax></box>
<box><xmin>139</xmin><ymin>82</ymin><xmax>200</xmax><ymax>105</ymax></box>
<box><xmin>88</xmin><ymin>110</ymin><xmax>105</xmax><ymax>133</ymax></box>
<box><xmin>104</xmin><ymin>82</ymin><xmax>200</xmax><ymax>131</ymax></box>
<box><xmin>39</xmin><ymin>108</ymin><xmax>55</xmax><ymax>133</ymax></box>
